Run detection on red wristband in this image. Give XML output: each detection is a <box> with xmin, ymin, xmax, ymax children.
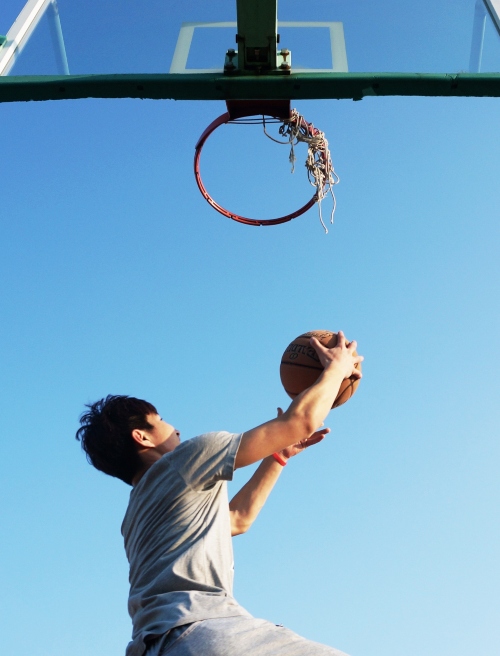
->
<box><xmin>272</xmin><ymin>452</ymin><xmax>287</xmax><ymax>467</ymax></box>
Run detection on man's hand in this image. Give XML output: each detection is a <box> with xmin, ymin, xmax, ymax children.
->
<box><xmin>235</xmin><ymin>330</ymin><xmax>364</xmax><ymax>469</ymax></box>
<box><xmin>275</xmin><ymin>407</ymin><xmax>329</xmax><ymax>463</ymax></box>
<box><xmin>310</xmin><ymin>330</ymin><xmax>363</xmax><ymax>381</ymax></box>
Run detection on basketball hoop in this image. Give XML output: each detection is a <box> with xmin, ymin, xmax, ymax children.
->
<box><xmin>194</xmin><ymin>101</ymin><xmax>339</xmax><ymax>229</ymax></box>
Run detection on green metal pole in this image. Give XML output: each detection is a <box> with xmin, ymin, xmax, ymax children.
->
<box><xmin>236</xmin><ymin>0</ymin><xmax>278</xmax><ymax>71</ymax></box>
<box><xmin>1</xmin><ymin>73</ymin><xmax>500</xmax><ymax>104</ymax></box>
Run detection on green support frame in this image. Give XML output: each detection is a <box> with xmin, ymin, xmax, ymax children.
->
<box><xmin>1</xmin><ymin>0</ymin><xmax>500</xmax><ymax>104</ymax></box>
<box><xmin>236</xmin><ymin>0</ymin><xmax>278</xmax><ymax>72</ymax></box>
<box><xmin>1</xmin><ymin>72</ymin><xmax>500</xmax><ymax>104</ymax></box>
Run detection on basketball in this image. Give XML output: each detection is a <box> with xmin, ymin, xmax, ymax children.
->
<box><xmin>280</xmin><ymin>330</ymin><xmax>362</xmax><ymax>408</ymax></box>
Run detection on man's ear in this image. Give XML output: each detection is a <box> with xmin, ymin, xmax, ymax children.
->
<box><xmin>131</xmin><ymin>428</ymin><xmax>155</xmax><ymax>448</ymax></box>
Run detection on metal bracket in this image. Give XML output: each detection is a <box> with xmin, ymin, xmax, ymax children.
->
<box><xmin>224</xmin><ymin>47</ymin><xmax>291</xmax><ymax>75</ymax></box>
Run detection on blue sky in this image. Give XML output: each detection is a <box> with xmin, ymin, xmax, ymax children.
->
<box><xmin>1</xmin><ymin>2</ymin><xmax>499</xmax><ymax>656</ymax></box>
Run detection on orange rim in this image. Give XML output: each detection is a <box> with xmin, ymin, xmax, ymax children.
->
<box><xmin>193</xmin><ymin>111</ymin><xmax>319</xmax><ymax>227</ymax></box>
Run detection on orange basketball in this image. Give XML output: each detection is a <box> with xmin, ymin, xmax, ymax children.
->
<box><xmin>280</xmin><ymin>330</ymin><xmax>361</xmax><ymax>409</ymax></box>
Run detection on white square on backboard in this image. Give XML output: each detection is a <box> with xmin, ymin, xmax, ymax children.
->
<box><xmin>169</xmin><ymin>21</ymin><xmax>348</xmax><ymax>74</ymax></box>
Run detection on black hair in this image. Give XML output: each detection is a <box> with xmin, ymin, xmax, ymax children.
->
<box><xmin>76</xmin><ymin>395</ymin><xmax>157</xmax><ymax>485</ymax></box>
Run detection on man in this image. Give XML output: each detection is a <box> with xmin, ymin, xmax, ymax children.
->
<box><xmin>76</xmin><ymin>332</ymin><xmax>363</xmax><ymax>656</ymax></box>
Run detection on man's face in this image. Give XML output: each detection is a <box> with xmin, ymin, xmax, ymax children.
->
<box><xmin>145</xmin><ymin>413</ymin><xmax>181</xmax><ymax>454</ymax></box>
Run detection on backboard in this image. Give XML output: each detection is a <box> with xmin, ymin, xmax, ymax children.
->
<box><xmin>1</xmin><ymin>0</ymin><xmax>500</xmax><ymax>102</ymax></box>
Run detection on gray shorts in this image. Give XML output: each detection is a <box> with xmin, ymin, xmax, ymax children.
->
<box><xmin>146</xmin><ymin>616</ymin><xmax>349</xmax><ymax>656</ymax></box>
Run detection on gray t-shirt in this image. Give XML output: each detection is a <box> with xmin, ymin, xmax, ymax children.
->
<box><xmin>121</xmin><ymin>431</ymin><xmax>251</xmax><ymax>656</ymax></box>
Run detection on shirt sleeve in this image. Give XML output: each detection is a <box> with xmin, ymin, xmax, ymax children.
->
<box><xmin>169</xmin><ymin>431</ymin><xmax>242</xmax><ymax>492</ymax></box>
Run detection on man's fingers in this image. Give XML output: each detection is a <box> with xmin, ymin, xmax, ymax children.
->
<box><xmin>301</xmin><ymin>427</ymin><xmax>330</xmax><ymax>447</ymax></box>
<box><xmin>311</xmin><ymin>331</ymin><xmax>363</xmax><ymax>382</ymax></box>
<box><xmin>303</xmin><ymin>434</ymin><xmax>326</xmax><ymax>447</ymax></box>
<box><xmin>357</xmin><ymin>355</ymin><xmax>364</xmax><ymax>363</ymax></box>
<box><xmin>347</xmin><ymin>355</ymin><xmax>364</xmax><ymax>377</ymax></box>
<box><xmin>310</xmin><ymin>335</ymin><xmax>326</xmax><ymax>353</ymax></box>
<box><xmin>276</xmin><ymin>407</ymin><xmax>284</xmax><ymax>418</ymax></box>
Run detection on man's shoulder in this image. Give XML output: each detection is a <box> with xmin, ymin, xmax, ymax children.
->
<box><xmin>170</xmin><ymin>431</ymin><xmax>242</xmax><ymax>490</ymax></box>
<box><xmin>167</xmin><ymin>431</ymin><xmax>238</xmax><ymax>466</ymax></box>
<box><xmin>122</xmin><ymin>432</ymin><xmax>242</xmax><ymax>536</ymax></box>
<box><xmin>176</xmin><ymin>431</ymin><xmax>238</xmax><ymax>452</ymax></box>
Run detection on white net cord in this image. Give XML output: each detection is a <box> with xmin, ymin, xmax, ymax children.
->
<box><xmin>263</xmin><ymin>110</ymin><xmax>339</xmax><ymax>233</ymax></box>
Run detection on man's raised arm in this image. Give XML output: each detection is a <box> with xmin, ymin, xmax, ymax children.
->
<box><xmin>229</xmin><ymin>409</ymin><xmax>328</xmax><ymax>535</ymax></box>
<box><xmin>234</xmin><ymin>331</ymin><xmax>363</xmax><ymax>469</ymax></box>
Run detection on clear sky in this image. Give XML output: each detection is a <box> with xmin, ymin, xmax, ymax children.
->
<box><xmin>1</xmin><ymin>2</ymin><xmax>499</xmax><ymax>656</ymax></box>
